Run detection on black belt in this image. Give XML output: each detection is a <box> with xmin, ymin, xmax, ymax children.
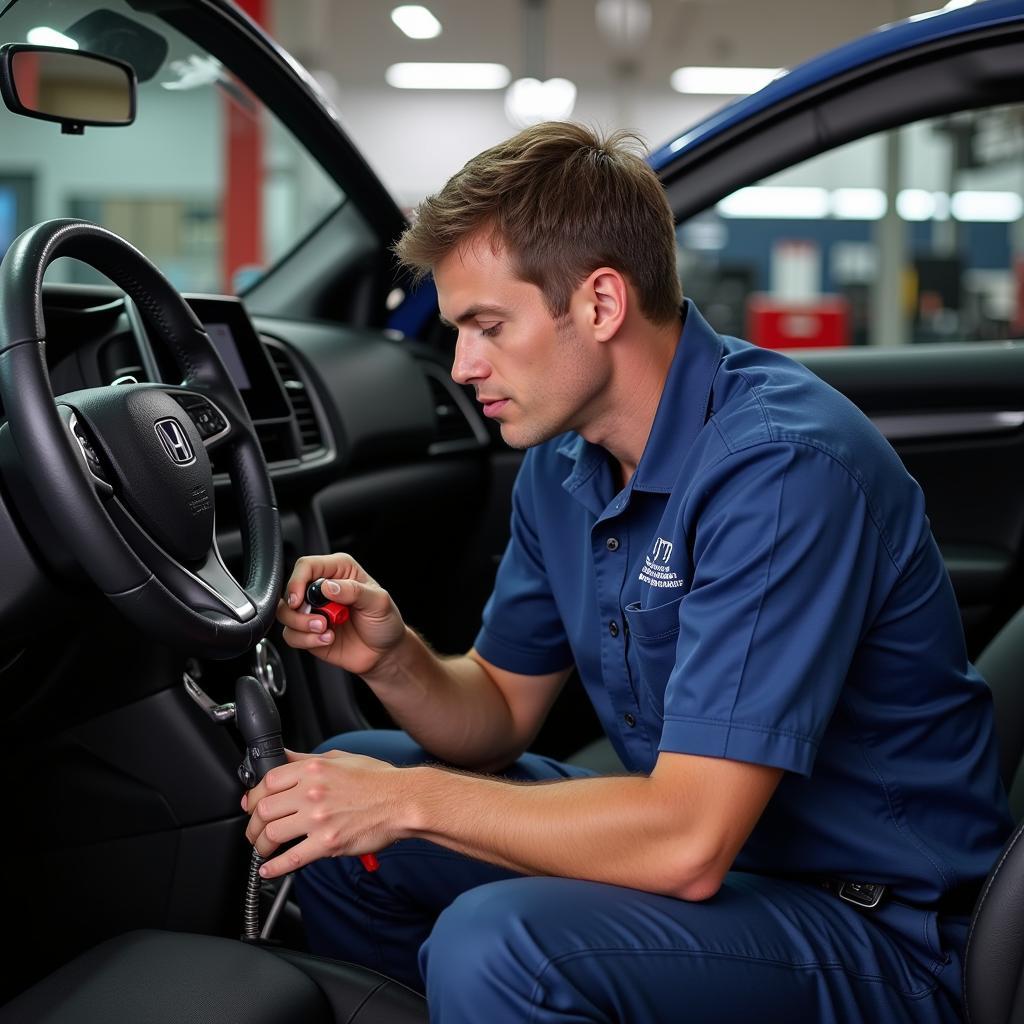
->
<box><xmin>816</xmin><ymin>878</ymin><xmax>981</xmax><ymax>917</ymax></box>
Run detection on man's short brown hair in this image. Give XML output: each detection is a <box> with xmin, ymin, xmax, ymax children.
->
<box><xmin>394</xmin><ymin>122</ymin><xmax>682</xmax><ymax>325</ymax></box>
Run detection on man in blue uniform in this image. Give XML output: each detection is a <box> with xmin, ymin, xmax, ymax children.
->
<box><xmin>244</xmin><ymin>122</ymin><xmax>1011</xmax><ymax>1023</ymax></box>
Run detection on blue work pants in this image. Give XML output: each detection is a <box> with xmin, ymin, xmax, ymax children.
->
<box><xmin>294</xmin><ymin>731</ymin><xmax>966</xmax><ymax>1023</ymax></box>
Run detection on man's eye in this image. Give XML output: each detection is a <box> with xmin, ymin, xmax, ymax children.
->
<box><xmin>480</xmin><ymin>323</ymin><xmax>502</xmax><ymax>338</ymax></box>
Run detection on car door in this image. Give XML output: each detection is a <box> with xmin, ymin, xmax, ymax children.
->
<box><xmin>654</xmin><ymin>7</ymin><xmax>1024</xmax><ymax>661</ymax></box>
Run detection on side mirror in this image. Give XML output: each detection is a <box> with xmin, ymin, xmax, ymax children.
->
<box><xmin>0</xmin><ymin>44</ymin><xmax>136</xmax><ymax>134</ymax></box>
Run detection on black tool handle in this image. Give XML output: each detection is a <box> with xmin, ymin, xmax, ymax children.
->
<box><xmin>235</xmin><ymin>675</ymin><xmax>288</xmax><ymax>785</ymax></box>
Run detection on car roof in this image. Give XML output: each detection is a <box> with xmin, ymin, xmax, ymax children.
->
<box><xmin>648</xmin><ymin>0</ymin><xmax>1024</xmax><ymax>173</ymax></box>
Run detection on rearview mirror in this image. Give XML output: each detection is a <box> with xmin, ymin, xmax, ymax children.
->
<box><xmin>0</xmin><ymin>44</ymin><xmax>136</xmax><ymax>134</ymax></box>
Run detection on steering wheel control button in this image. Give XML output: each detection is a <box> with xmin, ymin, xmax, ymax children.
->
<box><xmin>68</xmin><ymin>412</ymin><xmax>111</xmax><ymax>487</ymax></box>
<box><xmin>171</xmin><ymin>393</ymin><xmax>230</xmax><ymax>443</ymax></box>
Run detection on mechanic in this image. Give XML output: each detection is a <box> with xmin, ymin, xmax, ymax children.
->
<box><xmin>243</xmin><ymin>122</ymin><xmax>1012</xmax><ymax>1023</ymax></box>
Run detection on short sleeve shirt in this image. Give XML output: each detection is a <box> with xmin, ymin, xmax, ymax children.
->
<box><xmin>474</xmin><ymin>300</ymin><xmax>1011</xmax><ymax>902</ymax></box>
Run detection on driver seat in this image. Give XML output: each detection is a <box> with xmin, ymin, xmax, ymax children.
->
<box><xmin>0</xmin><ymin>929</ymin><xmax>427</xmax><ymax>1023</ymax></box>
<box><xmin>962</xmin><ymin>604</ymin><xmax>1024</xmax><ymax>1024</ymax></box>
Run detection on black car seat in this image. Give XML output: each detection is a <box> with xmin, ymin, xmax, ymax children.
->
<box><xmin>962</xmin><ymin>604</ymin><xmax>1024</xmax><ymax>1024</ymax></box>
<box><xmin>2</xmin><ymin>605</ymin><xmax>1023</xmax><ymax>1023</ymax></box>
<box><xmin>0</xmin><ymin>929</ymin><xmax>428</xmax><ymax>1023</ymax></box>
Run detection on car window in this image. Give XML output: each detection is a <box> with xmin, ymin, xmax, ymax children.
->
<box><xmin>677</xmin><ymin>102</ymin><xmax>1023</xmax><ymax>349</ymax></box>
<box><xmin>0</xmin><ymin>0</ymin><xmax>344</xmax><ymax>294</ymax></box>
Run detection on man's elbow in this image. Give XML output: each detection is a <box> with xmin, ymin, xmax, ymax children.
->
<box><xmin>675</xmin><ymin>871</ymin><xmax>725</xmax><ymax>903</ymax></box>
<box><xmin>668</xmin><ymin>846</ymin><xmax>730</xmax><ymax>902</ymax></box>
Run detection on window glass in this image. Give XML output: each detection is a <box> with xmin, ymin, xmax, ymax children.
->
<box><xmin>0</xmin><ymin>0</ymin><xmax>345</xmax><ymax>294</ymax></box>
<box><xmin>678</xmin><ymin>104</ymin><xmax>1024</xmax><ymax>348</ymax></box>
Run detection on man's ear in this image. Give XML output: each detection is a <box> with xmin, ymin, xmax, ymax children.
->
<box><xmin>583</xmin><ymin>268</ymin><xmax>628</xmax><ymax>342</ymax></box>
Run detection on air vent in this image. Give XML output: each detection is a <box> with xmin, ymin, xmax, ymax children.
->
<box><xmin>421</xmin><ymin>364</ymin><xmax>488</xmax><ymax>454</ymax></box>
<box><xmin>264</xmin><ymin>341</ymin><xmax>325</xmax><ymax>454</ymax></box>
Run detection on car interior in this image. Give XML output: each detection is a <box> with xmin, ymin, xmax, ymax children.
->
<box><xmin>0</xmin><ymin>1</ymin><xmax>1022</xmax><ymax>1021</ymax></box>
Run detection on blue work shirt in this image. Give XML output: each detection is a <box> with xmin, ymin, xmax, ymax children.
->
<box><xmin>474</xmin><ymin>300</ymin><xmax>1011</xmax><ymax>903</ymax></box>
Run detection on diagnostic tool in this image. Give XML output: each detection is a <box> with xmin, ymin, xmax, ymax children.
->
<box><xmin>304</xmin><ymin>577</ymin><xmax>351</xmax><ymax>628</ymax></box>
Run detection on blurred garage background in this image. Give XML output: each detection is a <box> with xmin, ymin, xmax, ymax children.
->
<box><xmin>8</xmin><ymin>0</ymin><xmax>1020</xmax><ymax>349</ymax></box>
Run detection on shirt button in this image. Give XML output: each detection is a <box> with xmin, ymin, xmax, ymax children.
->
<box><xmin>606</xmin><ymin>537</ymin><xmax>620</xmax><ymax>551</ymax></box>
<box><xmin>609</xmin><ymin>620</ymin><xmax>619</xmax><ymax>637</ymax></box>
<box><xmin>623</xmin><ymin>713</ymin><xmax>636</xmax><ymax>727</ymax></box>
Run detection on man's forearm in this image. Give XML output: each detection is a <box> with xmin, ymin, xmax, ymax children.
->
<box><xmin>397</xmin><ymin>766</ymin><xmax>716</xmax><ymax>900</ymax></box>
<box><xmin>361</xmin><ymin>627</ymin><xmax>522</xmax><ymax>770</ymax></box>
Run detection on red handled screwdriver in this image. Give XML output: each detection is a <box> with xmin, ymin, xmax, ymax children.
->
<box><xmin>303</xmin><ymin>578</ymin><xmax>379</xmax><ymax>873</ymax></box>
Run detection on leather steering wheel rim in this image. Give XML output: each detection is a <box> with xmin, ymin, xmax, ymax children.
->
<box><xmin>0</xmin><ymin>218</ymin><xmax>282</xmax><ymax>658</ymax></box>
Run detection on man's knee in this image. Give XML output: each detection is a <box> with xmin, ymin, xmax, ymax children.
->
<box><xmin>421</xmin><ymin>878</ymin><xmax>567</xmax><ymax>987</ymax></box>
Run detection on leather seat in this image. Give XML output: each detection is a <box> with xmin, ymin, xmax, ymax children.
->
<box><xmin>962</xmin><ymin>605</ymin><xmax>1024</xmax><ymax>1024</ymax></box>
<box><xmin>0</xmin><ymin>929</ymin><xmax>427</xmax><ymax>1023</ymax></box>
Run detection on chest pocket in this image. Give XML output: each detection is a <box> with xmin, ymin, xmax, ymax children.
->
<box><xmin>623</xmin><ymin>596</ymin><xmax>684</xmax><ymax>721</ymax></box>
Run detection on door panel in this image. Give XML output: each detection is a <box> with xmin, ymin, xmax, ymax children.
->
<box><xmin>800</xmin><ymin>342</ymin><xmax>1024</xmax><ymax>655</ymax></box>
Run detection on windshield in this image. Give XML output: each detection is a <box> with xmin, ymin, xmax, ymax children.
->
<box><xmin>0</xmin><ymin>0</ymin><xmax>344</xmax><ymax>294</ymax></box>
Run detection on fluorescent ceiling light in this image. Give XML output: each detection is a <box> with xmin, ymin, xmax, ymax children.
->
<box><xmin>390</xmin><ymin>6</ymin><xmax>442</xmax><ymax>39</ymax></box>
<box><xmin>831</xmin><ymin>188</ymin><xmax>886</xmax><ymax>220</ymax></box>
<box><xmin>27</xmin><ymin>26</ymin><xmax>78</xmax><ymax>48</ymax></box>
<box><xmin>896</xmin><ymin>189</ymin><xmax>940</xmax><ymax>221</ymax></box>
<box><xmin>718</xmin><ymin>186</ymin><xmax>828</xmax><ymax>219</ymax></box>
<box><xmin>505</xmin><ymin>77</ymin><xmax>577</xmax><ymax>128</ymax></box>
<box><xmin>951</xmin><ymin>191</ymin><xmax>1023</xmax><ymax>222</ymax></box>
<box><xmin>386</xmin><ymin>63</ymin><xmax>510</xmax><ymax>90</ymax></box>
<box><xmin>671</xmin><ymin>66</ymin><xmax>782</xmax><ymax>95</ymax></box>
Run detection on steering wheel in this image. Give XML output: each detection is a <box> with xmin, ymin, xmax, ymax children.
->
<box><xmin>0</xmin><ymin>219</ymin><xmax>283</xmax><ymax>659</ymax></box>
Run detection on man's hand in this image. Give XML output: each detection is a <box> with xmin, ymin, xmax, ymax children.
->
<box><xmin>276</xmin><ymin>553</ymin><xmax>407</xmax><ymax>676</ymax></box>
<box><xmin>242</xmin><ymin>748</ymin><xmax>413</xmax><ymax>878</ymax></box>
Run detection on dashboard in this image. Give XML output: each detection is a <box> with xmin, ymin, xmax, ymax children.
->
<box><xmin>19</xmin><ymin>282</ymin><xmax>489</xmax><ymax>488</ymax></box>
<box><xmin>0</xmin><ymin>283</ymin><xmax>493</xmax><ymax>641</ymax></box>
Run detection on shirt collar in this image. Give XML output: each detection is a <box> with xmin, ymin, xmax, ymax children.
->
<box><xmin>632</xmin><ymin>299</ymin><xmax>723</xmax><ymax>492</ymax></box>
<box><xmin>556</xmin><ymin>299</ymin><xmax>724</xmax><ymax>501</ymax></box>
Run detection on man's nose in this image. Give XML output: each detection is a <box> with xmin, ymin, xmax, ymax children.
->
<box><xmin>451</xmin><ymin>334</ymin><xmax>489</xmax><ymax>386</ymax></box>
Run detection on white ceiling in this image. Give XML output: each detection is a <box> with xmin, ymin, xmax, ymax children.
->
<box><xmin>271</xmin><ymin>0</ymin><xmax>941</xmax><ymax>91</ymax></box>
<box><xmin>265</xmin><ymin>0</ymin><xmax>947</xmax><ymax>205</ymax></box>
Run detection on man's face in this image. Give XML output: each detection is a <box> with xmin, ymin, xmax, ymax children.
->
<box><xmin>436</xmin><ymin>234</ymin><xmax>610</xmax><ymax>450</ymax></box>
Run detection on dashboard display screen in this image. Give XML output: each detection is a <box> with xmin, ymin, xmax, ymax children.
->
<box><xmin>205</xmin><ymin>322</ymin><xmax>252</xmax><ymax>391</ymax></box>
<box><xmin>181</xmin><ymin>295</ymin><xmax>290</xmax><ymax>421</ymax></box>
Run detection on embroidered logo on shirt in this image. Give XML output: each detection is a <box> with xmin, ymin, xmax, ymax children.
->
<box><xmin>639</xmin><ymin>537</ymin><xmax>687</xmax><ymax>589</ymax></box>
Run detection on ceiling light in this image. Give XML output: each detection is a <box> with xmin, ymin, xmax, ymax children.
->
<box><xmin>671</xmin><ymin>66</ymin><xmax>782</xmax><ymax>95</ymax></box>
<box><xmin>385</xmin><ymin>62</ymin><xmax>511</xmax><ymax>89</ymax></box>
<box><xmin>896</xmin><ymin>189</ymin><xmax>938</xmax><ymax>221</ymax></box>
<box><xmin>390</xmin><ymin>6</ymin><xmax>442</xmax><ymax>40</ymax></box>
<box><xmin>951</xmin><ymin>191</ymin><xmax>1023</xmax><ymax>222</ymax></box>
<box><xmin>717</xmin><ymin>187</ymin><xmax>828</xmax><ymax>219</ymax></box>
<box><xmin>26</xmin><ymin>26</ymin><xmax>78</xmax><ymax>48</ymax></box>
<box><xmin>505</xmin><ymin>76</ymin><xmax>577</xmax><ymax>128</ymax></box>
<box><xmin>897</xmin><ymin>191</ymin><xmax>951</xmax><ymax>220</ymax></box>
<box><xmin>831</xmin><ymin>188</ymin><xmax>887</xmax><ymax>220</ymax></box>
